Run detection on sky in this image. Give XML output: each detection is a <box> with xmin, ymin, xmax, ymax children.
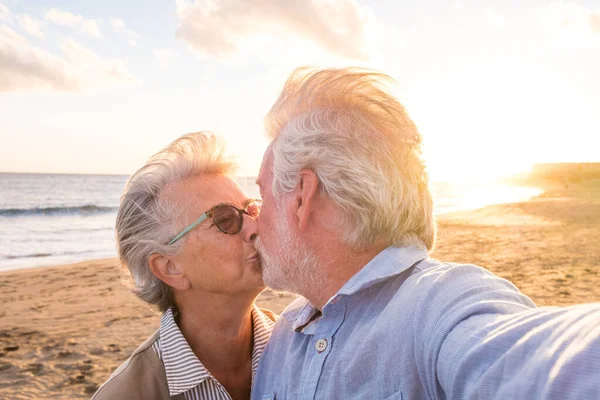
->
<box><xmin>0</xmin><ymin>0</ymin><xmax>599</xmax><ymax>182</ymax></box>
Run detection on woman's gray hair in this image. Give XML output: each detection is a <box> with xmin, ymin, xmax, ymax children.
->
<box><xmin>116</xmin><ymin>132</ymin><xmax>236</xmax><ymax>312</ymax></box>
<box><xmin>265</xmin><ymin>67</ymin><xmax>436</xmax><ymax>251</ymax></box>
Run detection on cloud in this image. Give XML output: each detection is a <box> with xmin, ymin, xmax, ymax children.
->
<box><xmin>175</xmin><ymin>0</ymin><xmax>372</xmax><ymax>61</ymax></box>
<box><xmin>483</xmin><ymin>7</ymin><xmax>505</xmax><ymax>30</ymax></box>
<box><xmin>590</xmin><ymin>12</ymin><xmax>600</xmax><ymax>33</ymax></box>
<box><xmin>45</xmin><ymin>8</ymin><xmax>101</xmax><ymax>38</ymax></box>
<box><xmin>109</xmin><ymin>17</ymin><xmax>125</xmax><ymax>30</ymax></box>
<box><xmin>0</xmin><ymin>4</ymin><xmax>11</xmax><ymax>21</ymax></box>
<box><xmin>109</xmin><ymin>17</ymin><xmax>141</xmax><ymax>46</ymax></box>
<box><xmin>544</xmin><ymin>1</ymin><xmax>600</xmax><ymax>33</ymax></box>
<box><xmin>539</xmin><ymin>1</ymin><xmax>600</xmax><ymax>49</ymax></box>
<box><xmin>152</xmin><ymin>49</ymin><xmax>179</xmax><ymax>69</ymax></box>
<box><xmin>18</xmin><ymin>14</ymin><xmax>44</xmax><ymax>39</ymax></box>
<box><xmin>0</xmin><ymin>25</ymin><xmax>138</xmax><ymax>92</ymax></box>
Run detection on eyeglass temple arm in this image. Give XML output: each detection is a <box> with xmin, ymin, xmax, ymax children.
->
<box><xmin>168</xmin><ymin>213</ymin><xmax>209</xmax><ymax>245</ymax></box>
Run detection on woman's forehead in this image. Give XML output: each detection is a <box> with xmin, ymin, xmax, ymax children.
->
<box><xmin>168</xmin><ymin>174</ymin><xmax>247</xmax><ymax>209</ymax></box>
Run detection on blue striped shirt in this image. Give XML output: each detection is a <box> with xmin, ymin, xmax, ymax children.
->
<box><xmin>252</xmin><ymin>246</ymin><xmax>600</xmax><ymax>399</ymax></box>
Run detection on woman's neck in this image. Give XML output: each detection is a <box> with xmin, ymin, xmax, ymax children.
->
<box><xmin>175</xmin><ymin>292</ymin><xmax>257</xmax><ymax>375</ymax></box>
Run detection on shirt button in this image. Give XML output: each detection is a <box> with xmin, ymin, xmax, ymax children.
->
<box><xmin>315</xmin><ymin>338</ymin><xmax>328</xmax><ymax>352</ymax></box>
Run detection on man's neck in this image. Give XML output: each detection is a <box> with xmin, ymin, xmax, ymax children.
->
<box><xmin>304</xmin><ymin>241</ymin><xmax>389</xmax><ymax>310</ymax></box>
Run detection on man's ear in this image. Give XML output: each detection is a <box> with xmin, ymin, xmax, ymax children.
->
<box><xmin>148</xmin><ymin>253</ymin><xmax>190</xmax><ymax>291</ymax></box>
<box><xmin>294</xmin><ymin>169</ymin><xmax>320</xmax><ymax>232</ymax></box>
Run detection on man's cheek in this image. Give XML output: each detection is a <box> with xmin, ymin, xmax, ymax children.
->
<box><xmin>257</xmin><ymin>216</ymin><xmax>270</xmax><ymax>236</ymax></box>
<box><xmin>261</xmin><ymin>209</ymin><xmax>272</xmax><ymax>228</ymax></box>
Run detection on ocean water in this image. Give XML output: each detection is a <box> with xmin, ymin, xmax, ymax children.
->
<box><xmin>0</xmin><ymin>173</ymin><xmax>542</xmax><ymax>271</ymax></box>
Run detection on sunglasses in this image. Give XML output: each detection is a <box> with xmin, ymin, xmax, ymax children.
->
<box><xmin>168</xmin><ymin>199</ymin><xmax>262</xmax><ymax>245</ymax></box>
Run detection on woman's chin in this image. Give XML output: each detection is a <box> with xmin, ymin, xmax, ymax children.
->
<box><xmin>241</xmin><ymin>258</ymin><xmax>265</xmax><ymax>288</ymax></box>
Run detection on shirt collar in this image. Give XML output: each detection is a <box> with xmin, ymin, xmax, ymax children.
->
<box><xmin>159</xmin><ymin>305</ymin><xmax>274</xmax><ymax>396</ymax></box>
<box><xmin>282</xmin><ymin>245</ymin><xmax>428</xmax><ymax>332</ymax></box>
<box><xmin>336</xmin><ymin>245</ymin><xmax>428</xmax><ymax>296</ymax></box>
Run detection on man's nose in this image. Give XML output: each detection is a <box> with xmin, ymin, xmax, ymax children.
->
<box><xmin>242</xmin><ymin>214</ymin><xmax>258</xmax><ymax>242</ymax></box>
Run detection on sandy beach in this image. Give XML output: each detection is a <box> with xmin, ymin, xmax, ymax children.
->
<box><xmin>1</xmin><ymin>184</ymin><xmax>599</xmax><ymax>399</ymax></box>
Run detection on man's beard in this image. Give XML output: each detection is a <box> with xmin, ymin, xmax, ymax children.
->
<box><xmin>254</xmin><ymin>209</ymin><xmax>321</xmax><ymax>296</ymax></box>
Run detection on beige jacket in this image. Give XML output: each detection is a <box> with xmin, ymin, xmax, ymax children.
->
<box><xmin>92</xmin><ymin>329</ymin><xmax>185</xmax><ymax>400</ymax></box>
<box><xmin>92</xmin><ymin>308</ymin><xmax>276</xmax><ymax>400</ymax></box>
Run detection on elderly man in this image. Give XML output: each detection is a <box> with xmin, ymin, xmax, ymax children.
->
<box><xmin>252</xmin><ymin>68</ymin><xmax>600</xmax><ymax>399</ymax></box>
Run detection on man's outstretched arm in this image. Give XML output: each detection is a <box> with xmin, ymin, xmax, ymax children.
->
<box><xmin>438</xmin><ymin>303</ymin><xmax>600</xmax><ymax>399</ymax></box>
<box><xmin>411</xmin><ymin>263</ymin><xmax>600</xmax><ymax>399</ymax></box>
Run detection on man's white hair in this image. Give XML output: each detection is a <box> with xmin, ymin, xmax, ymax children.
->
<box><xmin>115</xmin><ymin>132</ymin><xmax>236</xmax><ymax>312</ymax></box>
<box><xmin>265</xmin><ymin>67</ymin><xmax>436</xmax><ymax>251</ymax></box>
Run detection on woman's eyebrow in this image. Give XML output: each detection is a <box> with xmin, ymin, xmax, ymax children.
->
<box><xmin>205</xmin><ymin>202</ymin><xmax>233</xmax><ymax>212</ymax></box>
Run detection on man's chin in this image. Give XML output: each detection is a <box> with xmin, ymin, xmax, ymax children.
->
<box><xmin>255</xmin><ymin>242</ymin><xmax>293</xmax><ymax>291</ymax></box>
<box><xmin>262</xmin><ymin>267</ymin><xmax>293</xmax><ymax>293</ymax></box>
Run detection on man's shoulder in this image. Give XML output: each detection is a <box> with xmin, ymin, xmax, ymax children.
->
<box><xmin>92</xmin><ymin>330</ymin><xmax>171</xmax><ymax>400</ymax></box>
<box><xmin>356</xmin><ymin>258</ymin><xmax>533</xmax><ymax>330</ymax></box>
<box><xmin>398</xmin><ymin>259</ymin><xmax>535</xmax><ymax>330</ymax></box>
<box><xmin>400</xmin><ymin>258</ymin><xmax>529</xmax><ymax>299</ymax></box>
<box><xmin>413</xmin><ymin>257</ymin><xmax>487</xmax><ymax>274</ymax></box>
<box><xmin>408</xmin><ymin>258</ymin><xmax>511</xmax><ymax>290</ymax></box>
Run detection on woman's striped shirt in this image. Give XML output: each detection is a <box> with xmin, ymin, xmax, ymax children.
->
<box><xmin>151</xmin><ymin>306</ymin><xmax>275</xmax><ymax>399</ymax></box>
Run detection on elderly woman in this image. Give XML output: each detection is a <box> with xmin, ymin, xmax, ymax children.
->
<box><xmin>93</xmin><ymin>132</ymin><xmax>274</xmax><ymax>400</ymax></box>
